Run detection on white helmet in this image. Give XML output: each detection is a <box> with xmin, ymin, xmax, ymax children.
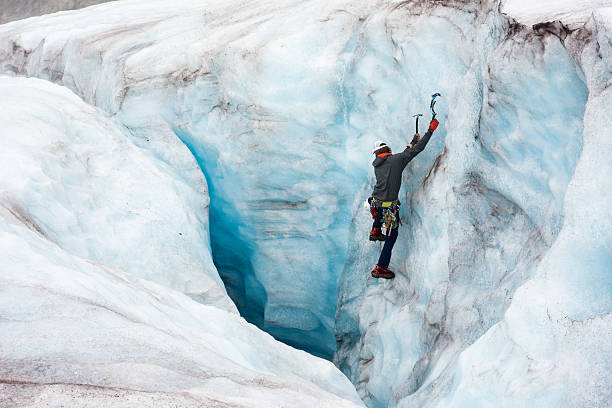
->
<box><xmin>372</xmin><ymin>140</ymin><xmax>388</xmax><ymax>154</ymax></box>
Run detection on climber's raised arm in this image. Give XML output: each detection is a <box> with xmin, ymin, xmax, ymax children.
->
<box><xmin>396</xmin><ymin>118</ymin><xmax>439</xmax><ymax>165</ymax></box>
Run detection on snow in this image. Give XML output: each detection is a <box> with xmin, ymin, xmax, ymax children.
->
<box><xmin>0</xmin><ymin>76</ymin><xmax>363</xmax><ymax>407</ymax></box>
<box><xmin>0</xmin><ymin>75</ymin><xmax>234</xmax><ymax>312</ymax></box>
<box><xmin>0</xmin><ymin>209</ymin><xmax>363</xmax><ymax>407</ymax></box>
<box><xmin>0</xmin><ymin>0</ymin><xmax>611</xmax><ymax>407</ymax></box>
<box><xmin>0</xmin><ymin>0</ymin><xmax>116</xmax><ymax>25</ymax></box>
<box><xmin>501</xmin><ymin>0</ymin><xmax>612</xmax><ymax>28</ymax></box>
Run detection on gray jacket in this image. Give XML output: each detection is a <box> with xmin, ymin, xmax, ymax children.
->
<box><xmin>371</xmin><ymin>128</ymin><xmax>434</xmax><ymax>202</ymax></box>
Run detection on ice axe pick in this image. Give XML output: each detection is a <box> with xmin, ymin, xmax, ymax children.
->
<box><xmin>430</xmin><ymin>92</ymin><xmax>441</xmax><ymax>119</ymax></box>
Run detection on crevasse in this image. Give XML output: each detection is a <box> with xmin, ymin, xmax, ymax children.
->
<box><xmin>0</xmin><ymin>0</ymin><xmax>610</xmax><ymax>407</ymax></box>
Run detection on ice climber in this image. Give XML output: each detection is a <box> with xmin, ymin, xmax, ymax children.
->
<box><xmin>368</xmin><ymin>116</ymin><xmax>439</xmax><ymax>279</ymax></box>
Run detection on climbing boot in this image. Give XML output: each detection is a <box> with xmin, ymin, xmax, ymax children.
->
<box><xmin>371</xmin><ymin>265</ymin><xmax>395</xmax><ymax>279</ymax></box>
<box><xmin>369</xmin><ymin>227</ymin><xmax>386</xmax><ymax>242</ymax></box>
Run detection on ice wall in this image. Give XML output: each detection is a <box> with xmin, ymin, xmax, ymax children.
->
<box><xmin>0</xmin><ymin>0</ymin><xmax>384</xmax><ymax>359</ymax></box>
<box><xmin>335</xmin><ymin>3</ymin><xmax>609</xmax><ymax>408</ymax></box>
<box><xmin>433</xmin><ymin>7</ymin><xmax>612</xmax><ymax>408</ymax></box>
<box><xmin>0</xmin><ymin>75</ymin><xmax>364</xmax><ymax>408</ymax></box>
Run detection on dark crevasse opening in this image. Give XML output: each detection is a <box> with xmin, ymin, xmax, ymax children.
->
<box><xmin>209</xmin><ymin>198</ymin><xmax>268</xmax><ymax>328</ymax></box>
<box><xmin>172</xmin><ymin>128</ymin><xmax>267</xmax><ymax>328</ymax></box>
<box><xmin>172</xmin><ymin>126</ymin><xmax>337</xmax><ymax>360</ymax></box>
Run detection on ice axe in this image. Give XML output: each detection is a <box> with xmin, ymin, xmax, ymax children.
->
<box><xmin>413</xmin><ymin>113</ymin><xmax>423</xmax><ymax>134</ymax></box>
<box><xmin>430</xmin><ymin>92</ymin><xmax>441</xmax><ymax>119</ymax></box>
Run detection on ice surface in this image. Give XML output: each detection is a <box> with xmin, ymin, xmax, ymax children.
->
<box><xmin>0</xmin><ymin>0</ymin><xmax>116</xmax><ymax>24</ymax></box>
<box><xmin>0</xmin><ymin>0</ymin><xmax>387</xmax><ymax>359</ymax></box>
<box><xmin>334</xmin><ymin>2</ymin><xmax>594</xmax><ymax>406</ymax></box>
<box><xmin>0</xmin><ymin>76</ymin><xmax>364</xmax><ymax>407</ymax></box>
<box><xmin>0</xmin><ymin>203</ymin><xmax>363</xmax><ymax>408</ymax></box>
<box><xmin>0</xmin><ymin>75</ymin><xmax>235</xmax><ymax>312</ymax></box>
<box><xmin>435</xmin><ymin>9</ymin><xmax>612</xmax><ymax>408</ymax></box>
<box><xmin>501</xmin><ymin>0</ymin><xmax>612</xmax><ymax>28</ymax></box>
<box><xmin>0</xmin><ymin>0</ymin><xmax>610</xmax><ymax>407</ymax></box>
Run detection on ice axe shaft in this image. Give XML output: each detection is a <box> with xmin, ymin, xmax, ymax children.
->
<box><xmin>413</xmin><ymin>113</ymin><xmax>423</xmax><ymax>134</ymax></box>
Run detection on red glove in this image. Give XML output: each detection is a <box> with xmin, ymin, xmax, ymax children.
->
<box><xmin>429</xmin><ymin>119</ymin><xmax>439</xmax><ymax>131</ymax></box>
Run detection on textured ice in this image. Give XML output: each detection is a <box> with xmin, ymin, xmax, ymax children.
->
<box><xmin>0</xmin><ymin>76</ymin><xmax>364</xmax><ymax>407</ymax></box>
<box><xmin>0</xmin><ymin>0</ymin><xmax>115</xmax><ymax>24</ymax></box>
<box><xmin>0</xmin><ymin>0</ymin><xmax>385</xmax><ymax>359</ymax></box>
<box><xmin>501</xmin><ymin>0</ymin><xmax>612</xmax><ymax>28</ymax></box>
<box><xmin>0</xmin><ymin>0</ymin><xmax>611</xmax><ymax>407</ymax></box>
<box><xmin>0</xmin><ymin>75</ymin><xmax>234</xmax><ymax>312</ymax></box>
<box><xmin>437</xmin><ymin>8</ymin><xmax>612</xmax><ymax>408</ymax></box>
<box><xmin>334</xmin><ymin>3</ymin><xmax>610</xmax><ymax>408</ymax></box>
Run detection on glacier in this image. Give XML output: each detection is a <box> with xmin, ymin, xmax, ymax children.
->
<box><xmin>0</xmin><ymin>0</ymin><xmax>611</xmax><ymax>407</ymax></box>
<box><xmin>0</xmin><ymin>0</ymin><xmax>115</xmax><ymax>25</ymax></box>
<box><xmin>0</xmin><ymin>76</ymin><xmax>363</xmax><ymax>407</ymax></box>
<box><xmin>0</xmin><ymin>0</ymin><xmax>381</xmax><ymax>359</ymax></box>
<box><xmin>0</xmin><ymin>74</ymin><xmax>235</xmax><ymax>312</ymax></box>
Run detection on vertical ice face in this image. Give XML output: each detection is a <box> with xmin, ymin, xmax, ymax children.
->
<box><xmin>335</xmin><ymin>2</ymin><xmax>594</xmax><ymax>407</ymax></box>
<box><xmin>0</xmin><ymin>0</ymin><xmax>377</xmax><ymax>359</ymax></box>
<box><xmin>127</xmin><ymin>3</ymin><xmax>372</xmax><ymax>359</ymax></box>
<box><xmin>434</xmin><ymin>8</ymin><xmax>612</xmax><ymax>408</ymax></box>
<box><xmin>163</xmin><ymin>9</ymin><xmax>363</xmax><ymax>357</ymax></box>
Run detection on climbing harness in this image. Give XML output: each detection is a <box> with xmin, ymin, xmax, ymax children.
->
<box><xmin>430</xmin><ymin>92</ymin><xmax>441</xmax><ymax>120</ymax></box>
<box><xmin>368</xmin><ymin>197</ymin><xmax>401</xmax><ymax>237</ymax></box>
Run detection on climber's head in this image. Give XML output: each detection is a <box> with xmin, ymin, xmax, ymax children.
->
<box><xmin>373</xmin><ymin>141</ymin><xmax>391</xmax><ymax>155</ymax></box>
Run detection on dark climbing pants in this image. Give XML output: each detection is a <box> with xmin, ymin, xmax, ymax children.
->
<box><xmin>372</xmin><ymin>207</ymin><xmax>399</xmax><ymax>269</ymax></box>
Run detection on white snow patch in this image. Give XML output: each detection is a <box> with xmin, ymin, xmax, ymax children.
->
<box><xmin>501</xmin><ymin>0</ymin><xmax>612</xmax><ymax>28</ymax></box>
